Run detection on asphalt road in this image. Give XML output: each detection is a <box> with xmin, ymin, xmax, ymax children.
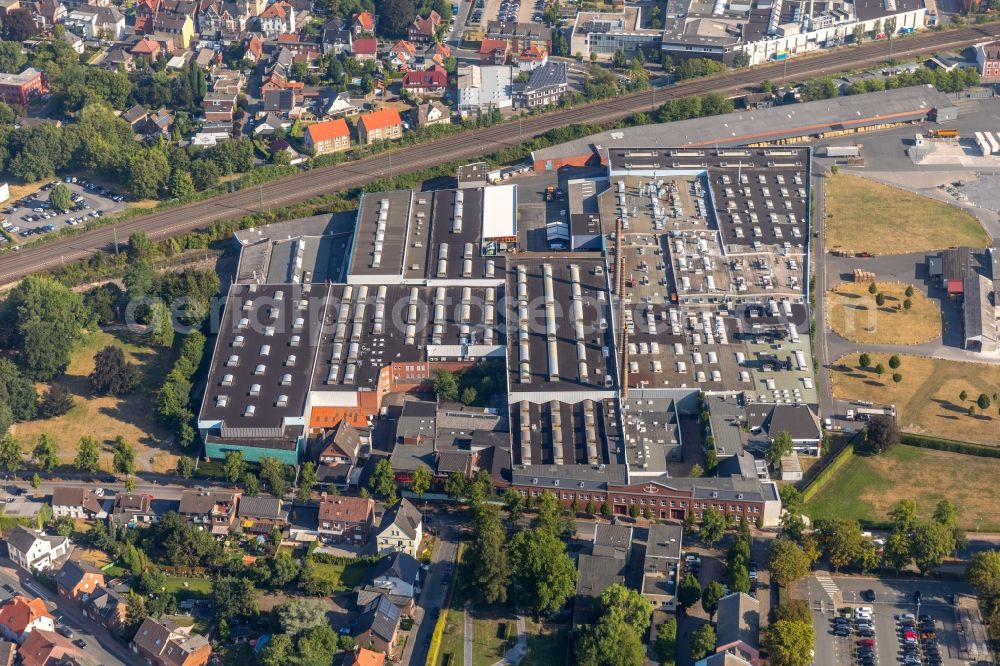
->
<box><xmin>1</xmin><ymin>25</ymin><xmax>998</xmax><ymax>286</ymax></box>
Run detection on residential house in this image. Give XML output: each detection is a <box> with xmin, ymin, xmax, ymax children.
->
<box><xmin>236</xmin><ymin>495</ymin><xmax>288</xmax><ymax>536</ymax></box>
<box><xmin>5</xmin><ymin>527</ymin><xmax>70</xmax><ymax>572</ymax></box>
<box><xmin>243</xmin><ymin>34</ymin><xmax>264</xmax><ymax>63</ymax></box>
<box><xmin>375</xmin><ymin>497</ymin><xmax>422</xmax><ymax>556</ymax></box>
<box><xmin>50</xmin><ymin>487</ymin><xmax>106</xmax><ymax>520</ymax></box>
<box><xmin>407</xmin><ymin>11</ymin><xmax>440</xmax><ymax>43</ymax></box>
<box><xmin>592</xmin><ymin>523</ymin><xmax>632</xmax><ymax>560</ymax></box>
<box><xmin>358</xmin><ymin>107</ymin><xmax>403</xmax><ymax>145</ymax></box>
<box><xmin>253</xmin><ymin>111</ymin><xmax>289</xmax><ymax>136</ymax></box>
<box><xmin>411</xmin><ymin>99</ymin><xmax>450</xmax><ymax>128</ymax></box>
<box><xmin>746</xmin><ymin>402</ymin><xmax>822</xmax><ymax>457</ymax></box>
<box><xmin>202</xmin><ymin>91</ymin><xmax>237</xmax><ymax>122</ymax></box>
<box><xmin>317</xmin><ymin>495</ymin><xmax>374</xmax><ymax>544</ymax></box>
<box><xmin>512</xmin><ymin>61</ymin><xmax>566</xmax><ymax>109</ymax></box>
<box><xmin>357</xmin><ymin>552</ymin><xmax>419</xmax><ymax>611</ymax></box>
<box><xmin>270</xmin><ymin>137</ymin><xmax>304</xmax><ymax>163</ymax></box>
<box><xmin>131</xmin><ymin>617</ymin><xmax>211</xmax><ymax>666</ymax></box>
<box><xmin>258</xmin><ymin>0</ymin><xmax>294</xmax><ymax>36</ymax></box>
<box><xmin>33</xmin><ymin>0</ymin><xmax>66</xmax><ymax>27</ymax></box>
<box><xmin>315</xmin><ymin>90</ymin><xmax>357</xmax><ymax>117</ymax></box>
<box><xmin>177</xmin><ymin>490</ymin><xmax>239</xmax><ymax>537</ymax></box>
<box><xmin>345</xmin><ymin>648</ymin><xmax>385</xmax><ymax>666</ymax></box>
<box><xmin>401</xmin><ymin>65</ymin><xmax>447</xmax><ymax>96</ymax></box>
<box><xmin>209</xmin><ymin>67</ymin><xmax>246</xmax><ymax>94</ymax></box>
<box><xmin>322</xmin><ymin>17</ymin><xmax>352</xmax><ymax>54</ymax></box>
<box><xmin>83</xmin><ymin>586</ymin><xmax>128</xmax><ymax>630</ymax></box>
<box><xmin>0</xmin><ymin>597</ymin><xmax>54</xmax><ymax>643</ymax></box>
<box><xmin>352</xmin><ymin>595</ymin><xmax>400</xmax><ymax>657</ymax></box>
<box><xmin>304</xmin><ymin>117</ymin><xmax>351</xmax><ymax>155</ymax></box>
<box><xmin>56</xmin><ymin>559</ymin><xmax>106</xmax><ymax>604</ymax></box>
<box><xmin>0</xmin><ymin>69</ymin><xmax>47</xmax><ymax>106</ymax></box>
<box><xmin>515</xmin><ymin>45</ymin><xmax>548</xmax><ymax>71</ymax></box>
<box><xmin>200</xmin><ymin>1</ymin><xmax>249</xmax><ymax>39</ymax></box>
<box><xmin>424</xmin><ymin>41</ymin><xmax>451</xmax><ymax>67</ymax></box>
<box><xmin>457</xmin><ymin>64</ymin><xmax>512</xmax><ymax>116</ymax></box>
<box><xmin>64</xmin><ymin>4</ymin><xmax>125</xmax><ymax>40</ymax></box>
<box><xmin>479</xmin><ymin>38</ymin><xmax>509</xmax><ymax>65</ymax></box>
<box><xmin>153</xmin><ymin>14</ymin><xmax>195</xmax><ymax>49</ymax></box>
<box><xmin>122</xmin><ymin>104</ymin><xmax>149</xmax><ymax>134</ymax></box>
<box><xmin>640</xmin><ymin>523</ymin><xmax>682</xmax><ymax>611</ymax></box>
<box><xmin>573</xmin><ymin>554</ymin><xmax>625</xmax><ymax>626</ymax></box>
<box><xmin>715</xmin><ymin>593</ymin><xmax>760</xmax><ymax>666</ymax></box>
<box><xmin>262</xmin><ymin>88</ymin><xmax>295</xmax><ymax>114</ymax></box>
<box><xmin>145</xmin><ymin>109</ymin><xmax>174</xmax><ymax>137</ymax></box>
<box><xmin>99</xmin><ymin>48</ymin><xmax>136</xmax><ymax>72</ymax></box>
<box><xmin>484</xmin><ymin>21</ymin><xmax>552</xmax><ymax>52</ymax></box>
<box><xmin>388</xmin><ymin>40</ymin><xmax>417</xmax><ymax>68</ymax></box>
<box><xmin>352</xmin><ymin>10</ymin><xmax>374</xmax><ymax>36</ymax></box>
<box><xmin>59</xmin><ymin>30</ymin><xmax>86</xmax><ymax>55</ymax></box>
<box><xmin>110</xmin><ymin>493</ymin><xmax>159</xmax><ymax>525</ymax></box>
<box><xmin>351</xmin><ymin>37</ymin><xmax>378</xmax><ymax>62</ymax></box>
<box><xmin>130</xmin><ymin>36</ymin><xmax>162</xmax><ymax>64</ymax></box>
<box><xmin>15</xmin><ymin>629</ymin><xmax>78</xmax><ymax>666</ymax></box>
<box><xmin>976</xmin><ymin>40</ymin><xmax>1000</xmax><ymax>83</ymax></box>
<box><xmin>287</xmin><ymin>504</ymin><xmax>320</xmax><ymax>545</ymax></box>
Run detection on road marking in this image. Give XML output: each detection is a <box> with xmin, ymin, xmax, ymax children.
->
<box><xmin>816</xmin><ymin>572</ymin><xmax>840</xmax><ymax>601</ymax></box>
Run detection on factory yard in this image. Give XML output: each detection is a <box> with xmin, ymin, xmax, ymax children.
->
<box><xmin>823</xmin><ymin>174</ymin><xmax>990</xmax><ymax>255</ymax></box>
<box><xmin>803</xmin><ymin>444</ymin><xmax>1000</xmax><ymax>531</ymax></box>
<box><xmin>830</xmin><ymin>353</ymin><xmax>1000</xmax><ymax>445</ymax></box>
<box><xmin>826</xmin><ymin>282</ymin><xmax>941</xmax><ymax>345</ymax></box>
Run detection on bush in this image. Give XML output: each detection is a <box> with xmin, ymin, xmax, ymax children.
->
<box><xmin>899</xmin><ymin>434</ymin><xmax>1000</xmax><ymax>459</ymax></box>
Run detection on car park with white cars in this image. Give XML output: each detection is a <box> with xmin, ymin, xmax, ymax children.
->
<box><xmin>1</xmin><ymin>178</ymin><xmax>123</xmax><ymax>241</ymax></box>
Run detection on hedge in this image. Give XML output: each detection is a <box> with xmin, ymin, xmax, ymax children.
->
<box><xmin>800</xmin><ymin>439</ymin><xmax>857</xmax><ymax>503</ymax></box>
<box><xmin>899</xmin><ymin>433</ymin><xmax>1000</xmax><ymax>459</ymax></box>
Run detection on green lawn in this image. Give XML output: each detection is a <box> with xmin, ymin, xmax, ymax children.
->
<box><xmin>162</xmin><ymin>575</ymin><xmax>213</xmax><ymax>595</ymax></box>
<box><xmin>309</xmin><ymin>560</ymin><xmax>372</xmax><ymax>592</ymax></box>
<box><xmin>803</xmin><ymin>444</ymin><xmax>1000</xmax><ymax>530</ymax></box>
<box><xmin>522</xmin><ymin>618</ymin><xmax>569</xmax><ymax>666</ymax></box>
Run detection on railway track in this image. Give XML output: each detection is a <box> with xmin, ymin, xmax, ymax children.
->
<box><xmin>1</xmin><ymin>23</ymin><xmax>997</xmax><ymax>285</ymax></box>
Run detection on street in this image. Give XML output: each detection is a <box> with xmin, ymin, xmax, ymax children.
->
<box><xmin>0</xmin><ymin>560</ymin><xmax>130</xmax><ymax>665</ymax></box>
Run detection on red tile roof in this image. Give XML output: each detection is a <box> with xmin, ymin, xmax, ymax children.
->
<box><xmin>353</xmin><ymin>37</ymin><xmax>378</xmax><ymax>56</ymax></box>
<box><xmin>354</xmin><ymin>10</ymin><xmax>374</xmax><ymax>30</ymax></box>
<box><xmin>306</xmin><ymin>118</ymin><xmax>350</xmax><ymax>143</ymax></box>
<box><xmin>131</xmin><ymin>36</ymin><xmax>160</xmax><ymax>54</ymax></box>
<box><xmin>318</xmin><ymin>496</ymin><xmax>374</xmax><ymax>523</ymax></box>
<box><xmin>480</xmin><ymin>38</ymin><xmax>508</xmax><ymax>54</ymax></box>
<box><xmin>402</xmin><ymin>66</ymin><xmax>447</xmax><ymax>89</ymax></box>
<box><xmin>260</xmin><ymin>1</ymin><xmax>289</xmax><ymax>18</ymax></box>
<box><xmin>0</xmin><ymin>596</ymin><xmax>52</xmax><ymax>635</ymax></box>
<box><xmin>360</xmin><ymin>108</ymin><xmax>403</xmax><ymax>132</ymax></box>
<box><xmin>347</xmin><ymin>648</ymin><xmax>386</xmax><ymax>666</ymax></box>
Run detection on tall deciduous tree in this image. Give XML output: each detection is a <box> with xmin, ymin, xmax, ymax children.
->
<box><xmin>767</xmin><ymin>538</ymin><xmax>812</xmax><ymax>586</ymax></box>
<box><xmin>911</xmin><ymin>521</ymin><xmax>956</xmax><ymax>574</ymax></box>
<box><xmin>89</xmin><ymin>346</ymin><xmax>140</xmax><ymax>396</ymax></box>
<box><xmin>260</xmin><ymin>456</ymin><xmax>289</xmax><ymax>497</ymax></box>
<box><xmin>369</xmin><ymin>458</ymin><xmax>396</xmax><ymax>501</ymax></box>
<box><xmin>38</xmin><ymin>383</ymin><xmax>73</xmax><ymax>419</ymax></box>
<box><xmin>0</xmin><ymin>434</ymin><xmax>23</xmax><ymax>472</ymax></box>
<box><xmin>467</xmin><ymin>503</ymin><xmax>510</xmax><ymax>604</ymax></box>
<box><xmin>222</xmin><ymin>450</ymin><xmax>246</xmax><ymax>484</ymax></box>
<box><xmin>74</xmin><ymin>435</ymin><xmax>101</xmax><ymax>474</ymax></box>
<box><xmin>410</xmin><ymin>464</ymin><xmax>431</xmax><ymax>498</ymax></box>
<box><xmin>111</xmin><ymin>435</ymin><xmax>136</xmax><ymax>476</ymax></box>
<box><xmin>33</xmin><ymin>434</ymin><xmax>60</xmax><ymax>472</ymax></box>
<box><xmin>690</xmin><ymin>624</ymin><xmax>717</xmax><ymax>661</ymax></box>
<box><xmin>817</xmin><ymin>519</ymin><xmax>865</xmax><ymax>572</ymax></box>
<box><xmin>677</xmin><ymin>573</ymin><xmax>701</xmax><ymax>610</ymax></box>
<box><xmin>0</xmin><ymin>359</ymin><xmax>38</xmax><ymax>421</ymax></box>
<box><xmin>297</xmin><ymin>461</ymin><xmax>317</xmax><ymax>501</ymax></box>
<box><xmin>699</xmin><ymin>507</ymin><xmax>727</xmax><ymax>546</ymax></box>
<box><xmin>765</xmin><ymin>620</ymin><xmax>815</xmax><ymax>666</ymax></box>
<box><xmin>509</xmin><ymin>527</ymin><xmax>576</xmax><ymax>615</ymax></box>
<box><xmin>767</xmin><ymin>430</ymin><xmax>794</xmax><ymax>466</ymax></box>
<box><xmin>701</xmin><ymin>581</ymin><xmax>726</xmax><ymax>620</ymax></box>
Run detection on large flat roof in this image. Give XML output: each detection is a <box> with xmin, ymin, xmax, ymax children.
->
<box><xmin>481</xmin><ymin>184</ymin><xmax>517</xmax><ymax>240</ymax></box>
<box><xmin>347</xmin><ymin>190</ymin><xmax>413</xmax><ymax>282</ymax></box>
<box><xmin>533</xmin><ymin>86</ymin><xmax>954</xmax><ymax>166</ymax></box>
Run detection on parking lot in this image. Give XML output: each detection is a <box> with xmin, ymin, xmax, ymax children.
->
<box><xmin>810</xmin><ymin>576</ymin><xmax>980</xmax><ymax>666</ymax></box>
<box><xmin>472</xmin><ymin>0</ymin><xmax>548</xmax><ymax>28</ymax></box>
<box><xmin>1</xmin><ymin>178</ymin><xmax>125</xmax><ymax>242</ymax></box>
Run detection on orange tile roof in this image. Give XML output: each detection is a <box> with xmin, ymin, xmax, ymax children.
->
<box><xmin>480</xmin><ymin>38</ymin><xmax>507</xmax><ymax>54</ymax></box>
<box><xmin>306</xmin><ymin>118</ymin><xmax>350</xmax><ymax>143</ymax></box>
<box><xmin>131</xmin><ymin>36</ymin><xmax>160</xmax><ymax>54</ymax></box>
<box><xmin>348</xmin><ymin>648</ymin><xmax>386</xmax><ymax>666</ymax></box>
<box><xmin>318</xmin><ymin>496</ymin><xmax>374</xmax><ymax>523</ymax></box>
<box><xmin>360</xmin><ymin>108</ymin><xmax>402</xmax><ymax>132</ymax></box>
<box><xmin>355</xmin><ymin>10</ymin><xmax>374</xmax><ymax>30</ymax></box>
<box><xmin>0</xmin><ymin>596</ymin><xmax>53</xmax><ymax>634</ymax></box>
<box><xmin>310</xmin><ymin>406</ymin><xmax>368</xmax><ymax>429</ymax></box>
<box><xmin>260</xmin><ymin>1</ymin><xmax>288</xmax><ymax>17</ymax></box>
<box><xmin>19</xmin><ymin>630</ymin><xmax>68</xmax><ymax>666</ymax></box>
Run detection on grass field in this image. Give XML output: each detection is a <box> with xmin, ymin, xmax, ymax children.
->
<box><xmin>824</xmin><ymin>174</ymin><xmax>990</xmax><ymax>255</ymax></box>
<box><xmin>163</xmin><ymin>575</ymin><xmax>212</xmax><ymax>595</ymax></box>
<box><xmin>826</xmin><ymin>282</ymin><xmax>941</xmax><ymax>345</ymax></box>
<box><xmin>10</xmin><ymin>330</ymin><xmax>175</xmax><ymax>473</ymax></box>
<box><xmin>803</xmin><ymin>444</ymin><xmax>1000</xmax><ymax>530</ymax></box>
<box><xmin>308</xmin><ymin>559</ymin><xmax>372</xmax><ymax>592</ymax></box>
<box><xmin>830</xmin><ymin>353</ymin><xmax>1000</xmax><ymax>445</ymax></box>
<box><xmin>522</xmin><ymin>618</ymin><xmax>570</xmax><ymax>666</ymax></box>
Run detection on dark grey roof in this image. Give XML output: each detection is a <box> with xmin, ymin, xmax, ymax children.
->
<box><xmin>178</xmin><ymin>490</ymin><xmax>237</xmax><ymax>515</ymax></box>
<box><xmin>593</xmin><ymin>523</ymin><xmax>632</xmax><ymax>555</ymax></box>
<box><xmin>485</xmin><ymin>20</ymin><xmax>552</xmax><ymax>41</ymax></box>
<box><xmin>370</xmin><ymin>552</ymin><xmax>420</xmax><ymax>584</ymax></box>
<box><xmin>574</xmin><ymin>554</ymin><xmax>625</xmax><ymax>624</ymax></box>
<box><xmin>646</xmin><ymin>523</ymin><xmax>682</xmax><ymax>561</ymax></box>
<box><xmin>378</xmin><ymin>498</ymin><xmax>421</xmax><ymax>540</ymax></box>
<box><xmin>766</xmin><ymin>403</ymin><xmax>820</xmax><ymax>441</ymax></box>
<box><xmin>716</xmin><ymin>592</ymin><xmax>759</xmax><ymax>649</ymax></box>
<box><xmin>57</xmin><ymin>559</ymin><xmax>104</xmax><ymax>590</ymax></box>
<box><xmin>708</xmin><ymin>395</ymin><xmax>746</xmax><ymax>457</ymax></box>
<box><xmin>237</xmin><ymin>495</ymin><xmax>287</xmax><ymax>521</ymax></box>
<box><xmin>51</xmin><ymin>486</ymin><xmax>103</xmax><ymax>514</ymax></box>
<box><xmin>6</xmin><ymin>526</ymin><xmax>64</xmax><ymax>555</ymax></box>
<box><xmin>356</xmin><ymin>594</ymin><xmax>400</xmax><ymax>641</ymax></box>
<box><xmin>287</xmin><ymin>503</ymin><xmax>318</xmax><ymax>531</ymax></box>
<box><xmin>520</xmin><ymin>62</ymin><xmax>567</xmax><ymax>93</ymax></box>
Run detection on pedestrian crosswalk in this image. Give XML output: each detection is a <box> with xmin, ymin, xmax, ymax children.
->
<box><xmin>816</xmin><ymin>572</ymin><xmax>840</xmax><ymax>601</ymax></box>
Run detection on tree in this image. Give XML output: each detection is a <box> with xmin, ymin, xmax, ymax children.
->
<box><xmin>765</xmin><ymin>620</ymin><xmax>815</xmax><ymax>666</ymax></box>
<box><xmin>817</xmin><ymin>519</ymin><xmax>864</xmax><ymax>572</ymax></box>
<box><xmin>874</xmin><ymin>363</ymin><xmax>885</xmax><ymax>377</ymax></box>
<box><xmin>509</xmin><ymin>527</ymin><xmax>577</xmax><ymax>615</ymax></box>
<box><xmin>0</xmin><ymin>42</ymin><xmax>26</xmax><ymax>73</ymax></box>
<box><xmin>960</xmin><ymin>390</ymin><xmax>969</xmax><ymax>402</ymax></box>
<box><xmin>0</xmin><ymin>435</ymin><xmax>23</xmax><ymax>473</ymax></box>
<box><xmin>768</xmin><ymin>538</ymin><xmax>811</xmax><ymax>586</ymax></box>
<box><xmin>889</xmin><ymin>499</ymin><xmax>918</xmax><ymax>532</ymax></box>
<box><xmin>501</xmin><ymin>487</ymin><xmax>524</xmax><ymax>523</ymax></box>
<box><xmin>732</xmin><ymin>51</ymin><xmax>751</xmax><ymax>68</ymax></box>
<box><xmin>444</xmin><ymin>470</ymin><xmax>469</xmax><ymax>500</ymax></box>
<box><xmin>933</xmin><ymin>499</ymin><xmax>958</xmax><ymax>528</ymax></box>
<box><xmin>112</xmin><ymin>436</ymin><xmax>136</xmax><ymax>476</ymax></box>
<box><xmin>376</xmin><ymin>0</ymin><xmax>415</xmax><ymax>35</ymax></box>
<box><xmin>867</xmin><ymin>414</ymin><xmax>899</xmax><ymax>453</ymax></box>
<box><xmin>911</xmin><ymin>520</ymin><xmax>956</xmax><ymax>574</ymax></box>
<box><xmin>968</xmin><ymin>550</ymin><xmax>1000</xmax><ymax>599</ymax></box>
<box><xmin>410</xmin><ymin>463</ymin><xmax>432</xmax><ymax>498</ymax></box>
<box><xmin>74</xmin><ymin>436</ymin><xmax>101</xmax><ymax>474</ymax></box>
<box><xmin>2</xmin><ymin>9</ymin><xmax>37</xmax><ymax>41</ymax></box>
<box><xmin>244</xmin><ymin>473</ymin><xmax>260</xmax><ymax>496</ymax></box>
<box><xmin>767</xmin><ymin>430</ymin><xmax>794</xmax><ymax>466</ymax></box>
<box><xmin>690</xmin><ymin>624</ymin><xmax>717</xmax><ymax>661</ymax></box>
<box><xmin>689</xmin><ymin>463</ymin><xmax>703</xmax><ymax>478</ymax></box>
<box><xmin>729</xmin><ymin>560</ymin><xmax>751</xmax><ymax>594</ymax></box>
<box><xmin>701</xmin><ymin>580</ymin><xmax>726</xmax><ymax>620</ymax></box>
<box><xmin>876</xmin><ymin>292</ymin><xmax>886</xmax><ymax>307</ymax></box>
<box><xmin>893</xmin><ymin>373</ymin><xmax>903</xmax><ymax>383</ymax></box>
<box><xmin>259</xmin><ymin>633</ymin><xmax>293</xmax><ymax>666</ymax></box>
<box><xmin>534</xmin><ymin>490</ymin><xmax>572</xmax><ymax>537</ymax></box>
<box><xmin>223</xmin><ymin>450</ymin><xmax>246</xmax><ymax>484</ymax></box>
<box><xmin>124</xmin><ymin>593</ymin><xmax>149</xmax><ymax>630</ymax></box>
<box><xmin>89</xmin><ymin>346</ymin><xmax>140</xmax><ymax>396</ymax></box>
<box><xmin>127</xmin><ymin>149</ymin><xmax>170</xmax><ymax>199</ymax></box>
<box><xmin>369</xmin><ymin>458</ymin><xmax>396</xmax><ymax>501</ymax></box>
<box><xmin>859</xmin><ymin>353</ymin><xmax>872</xmax><ymax>369</ymax></box>
<box><xmin>211</xmin><ymin>575</ymin><xmax>258</xmax><ymax>618</ymax></box>
<box><xmin>600</xmin><ymin>501</ymin><xmax>612</xmax><ymax>518</ymax></box>
<box><xmin>33</xmin><ymin>434</ymin><xmax>60</xmax><ymax>472</ymax></box>
<box><xmin>148</xmin><ymin>301</ymin><xmax>175</xmax><ymax>348</ymax></box>
<box><xmin>260</xmin><ymin>456</ymin><xmax>288</xmax><ymax>497</ymax></box>
<box><xmin>275</xmin><ymin>598</ymin><xmax>328</xmax><ymax>635</ymax></box>
<box><xmin>772</xmin><ymin>599</ymin><xmax>812</xmax><ymax>625</ymax></box>
<box><xmin>655</xmin><ymin>618</ymin><xmax>677</xmax><ymax>666</ymax></box>
<box><xmin>868</xmin><ymin>282</ymin><xmax>878</xmax><ymax>295</ymax></box>
<box><xmin>49</xmin><ymin>184</ymin><xmax>74</xmax><ymax>211</ymax></box>
<box><xmin>600</xmin><ymin>583</ymin><xmax>653</xmax><ymax>633</ymax></box>
<box><xmin>699</xmin><ymin>507</ymin><xmax>727</xmax><ymax>546</ymax></box>
<box><xmin>978</xmin><ymin>393</ymin><xmax>992</xmax><ymax>410</ymax></box>
<box><xmin>176</xmin><ymin>456</ymin><xmax>195</xmax><ymax>479</ymax></box>
<box><xmin>905</xmin><ymin>285</ymin><xmax>915</xmax><ymax>298</ymax></box>
<box><xmin>903</xmin><ymin>298</ymin><xmax>912</xmax><ymax>311</ymax></box>
<box><xmin>575</xmin><ymin>616</ymin><xmax>645</xmax><ymax>666</ymax></box>
<box><xmin>297</xmin><ymin>461</ymin><xmax>318</xmax><ymax>501</ymax></box>
<box><xmin>467</xmin><ymin>503</ymin><xmax>511</xmax><ymax>604</ymax></box>
<box><xmin>432</xmin><ymin>370</ymin><xmax>459</xmax><ymax>402</ymax></box>
<box><xmin>38</xmin><ymin>383</ymin><xmax>74</xmax><ymax>419</ymax></box>
<box><xmin>127</xmin><ymin>231</ymin><xmax>153</xmax><ymax>262</ymax></box>
<box><xmin>3</xmin><ymin>275</ymin><xmax>92</xmax><ymax>381</ymax></box>
<box><xmin>883</xmin><ymin>529</ymin><xmax>912</xmax><ymax>572</ymax></box>
<box><xmin>677</xmin><ymin>573</ymin><xmax>701</xmax><ymax>610</ymax></box>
